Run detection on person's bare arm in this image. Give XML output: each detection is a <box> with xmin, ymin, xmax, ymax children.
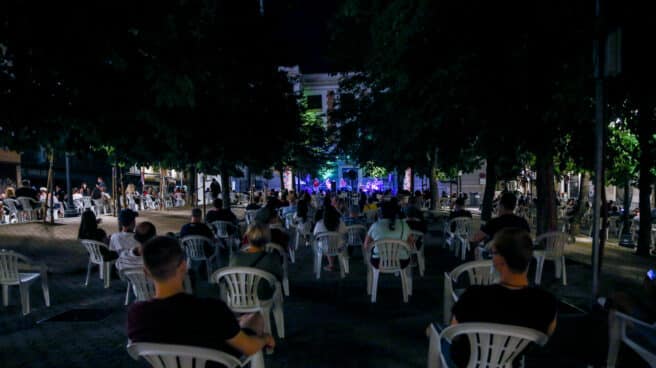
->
<box><xmin>363</xmin><ymin>235</ymin><xmax>373</xmax><ymax>253</ymax></box>
<box><xmin>469</xmin><ymin>230</ymin><xmax>487</xmax><ymax>244</ymax></box>
<box><xmin>226</xmin><ymin>330</ymin><xmax>275</xmax><ymax>356</ymax></box>
<box><xmin>547</xmin><ymin>316</ymin><xmax>557</xmax><ymax>336</ymax></box>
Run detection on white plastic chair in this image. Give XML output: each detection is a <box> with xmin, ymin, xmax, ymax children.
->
<box><xmin>607</xmin><ymin>310</ymin><xmax>656</xmax><ymax>367</ymax></box>
<box><xmin>180</xmin><ymin>235</ymin><xmax>216</xmax><ymax>280</ymax></box>
<box><xmin>367</xmin><ymin>239</ymin><xmax>413</xmax><ymax>303</ymax></box>
<box><xmin>426</xmin><ymin>322</ymin><xmax>548</xmax><ymax>368</ymax></box>
<box><xmin>2</xmin><ymin>198</ymin><xmax>20</xmax><ymax>224</ymax></box>
<box><xmin>313</xmin><ymin>232</ymin><xmax>349</xmax><ymax>279</ymax></box>
<box><xmin>447</xmin><ymin>217</ymin><xmax>473</xmax><ymax>260</ymax></box>
<box><xmin>212</xmin><ymin>266</ymin><xmax>285</xmax><ymax>339</ymax></box>
<box><xmin>0</xmin><ymin>249</ymin><xmax>50</xmax><ymax>315</ymax></box>
<box><xmin>120</xmin><ymin>267</ymin><xmax>155</xmax><ymax>303</ymax></box>
<box><xmin>345</xmin><ymin>224</ymin><xmax>367</xmax><ymax>258</ymax></box>
<box><xmin>442</xmin><ymin>260</ymin><xmax>497</xmax><ymax>325</ymax></box>
<box><xmin>265</xmin><ymin>243</ymin><xmax>290</xmax><ymax>296</ymax></box>
<box><xmin>244</xmin><ymin>210</ymin><xmax>258</xmax><ymax>226</ymax></box>
<box><xmin>294</xmin><ymin>220</ymin><xmax>313</xmax><ymax>249</ymax></box>
<box><xmin>533</xmin><ymin>231</ymin><xmax>568</xmax><ymax>286</ymax></box>
<box><xmin>209</xmin><ymin>221</ymin><xmax>240</xmax><ymax>258</ymax></box>
<box><xmin>127</xmin><ymin>342</ymin><xmax>265</xmax><ymax>368</ymax></box>
<box><xmin>409</xmin><ymin>230</ymin><xmax>426</xmax><ymax>277</ymax></box>
<box><xmin>16</xmin><ymin>196</ymin><xmax>40</xmax><ymax>221</ymax></box>
<box><xmin>80</xmin><ymin>239</ymin><xmax>116</xmax><ymax>288</ymax></box>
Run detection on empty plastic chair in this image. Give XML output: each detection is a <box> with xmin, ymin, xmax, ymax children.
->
<box><xmin>533</xmin><ymin>231</ymin><xmax>568</xmax><ymax>286</ymax></box>
<box><xmin>0</xmin><ymin>249</ymin><xmax>50</xmax><ymax>315</ymax></box>
<box><xmin>607</xmin><ymin>309</ymin><xmax>656</xmax><ymax>367</ymax></box>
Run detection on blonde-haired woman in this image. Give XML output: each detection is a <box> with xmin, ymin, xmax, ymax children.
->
<box><xmin>229</xmin><ymin>223</ymin><xmax>283</xmax><ymax>300</ymax></box>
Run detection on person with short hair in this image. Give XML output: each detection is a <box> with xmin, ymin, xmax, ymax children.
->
<box><xmin>470</xmin><ymin>192</ymin><xmax>530</xmax><ymax>246</ymax></box>
<box><xmin>446</xmin><ymin>228</ymin><xmax>557</xmax><ymax>366</ymax></box>
<box><xmin>180</xmin><ymin>208</ymin><xmax>214</xmax><ymax>240</ymax></box>
<box><xmin>229</xmin><ymin>223</ymin><xmax>283</xmax><ymax>300</ymax></box>
<box><xmin>15</xmin><ymin>179</ymin><xmax>38</xmax><ymax>201</ymax></box>
<box><xmin>205</xmin><ymin>198</ymin><xmax>238</xmax><ymax>231</ymax></box>
<box><xmin>109</xmin><ymin>209</ymin><xmax>139</xmax><ymax>253</ymax></box>
<box><xmin>127</xmin><ymin>236</ymin><xmax>275</xmax><ymax>362</ymax></box>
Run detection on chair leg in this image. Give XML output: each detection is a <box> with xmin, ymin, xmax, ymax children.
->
<box><xmin>85</xmin><ymin>261</ymin><xmax>92</xmax><ymax>287</ymax></box>
<box><xmin>249</xmin><ymin>351</ymin><xmax>265</xmax><ymax>368</ymax></box>
<box><xmin>366</xmin><ymin>267</ymin><xmax>372</xmax><ymax>295</ymax></box>
<box><xmin>418</xmin><ymin>251</ymin><xmax>425</xmax><ymax>277</ymax></box>
<box><xmin>262</xmin><ymin>307</ymin><xmax>273</xmax><ymax>336</ymax></box>
<box><xmin>104</xmin><ymin>263</ymin><xmax>111</xmax><ymax>288</ymax></box>
<box><xmin>283</xmin><ymin>278</ymin><xmax>290</xmax><ymax>297</ymax></box>
<box><xmin>273</xmin><ymin>301</ymin><xmax>285</xmax><ymax>339</ymax></box>
<box><xmin>205</xmin><ymin>260</ymin><xmax>212</xmax><ymax>281</ymax></box>
<box><xmin>19</xmin><ymin>283</ymin><xmax>30</xmax><ymax>315</ymax></box>
<box><xmin>534</xmin><ymin>257</ymin><xmax>544</xmax><ymax>285</ymax></box>
<box><xmin>125</xmin><ymin>282</ymin><xmax>131</xmax><ymax>306</ymax></box>
<box><xmin>289</xmin><ymin>246</ymin><xmax>295</xmax><ymax>264</ymax></box>
<box><xmin>314</xmin><ymin>254</ymin><xmax>322</xmax><ymax>279</ymax></box>
<box><xmin>41</xmin><ymin>275</ymin><xmax>50</xmax><ymax>307</ymax></box>
<box><xmin>2</xmin><ymin>284</ymin><xmax>8</xmax><ymax>306</ymax></box>
<box><xmin>371</xmin><ymin>270</ymin><xmax>379</xmax><ymax>303</ymax></box>
<box><xmin>561</xmin><ymin>256</ymin><xmax>567</xmax><ymax>286</ymax></box>
<box><xmin>400</xmin><ymin>271</ymin><xmax>409</xmax><ymax>303</ymax></box>
<box><xmin>406</xmin><ymin>267</ymin><xmax>413</xmax><ymax>296</ymax></box>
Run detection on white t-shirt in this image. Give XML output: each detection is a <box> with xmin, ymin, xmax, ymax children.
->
<box><xmin>367</xmin><ymin>219</ymin><xmax>411</xmax><ymax>259</ymax></box>
<box><xmin>109</xmin><ymin>231</ymin><xmax>139</xmax><ymax>253</ymax></box>
<box><xmin>72</xmin><ymin>193</ymin><xmax>83</xmax><ymax>200</ymax></box>
<box><xmin>116</xmin><ymin>247</ymin><xmax>143</xmax><ymax>271</ymax></box>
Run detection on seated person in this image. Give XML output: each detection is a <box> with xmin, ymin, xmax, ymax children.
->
<box><xmin>343</xmin><ymin>204</ymin><xmax>367</xmax><ymax>226</ymax></box>
<box><xmin>109</xmin><ymin>209</ymin><xmax>140</xmax><ymax>253</ymax></box>
<box><xmin>78</xmin><ymin>209</ymin><xmax>118</xmax><ymax>261</ymax></box>
<box><xmin>447</xmin><ymin>228</ymin><xmax>557</xmax><ymax>366</ymax></box>
<box><xmin>313</xmin><ymin>205</ymin><xmax>347</xmax><ymax>271</ymax></box>
<box><xmin>180</xmin><ymin>208</ymin><xmax>214</xmax><ymax>240</ymax></box>
<box><xmin>246</xmin><ymin>196</ymin><xmax>262</xmax><ymax>210</ymax></box>
<box><xmin>470</xmin><ymin>192</ymin><xmax>530</xmax><ymax>249</ymax></box>
<box><xmin>229</xmin><ymin>223</ymin><xmax>283</xmax><ymax>300</ymax></box>
<box><xmin>405</xmin><ymin>206</ymin><xmax>427</xmax><ymax>250</ymax></box>
<box><xmin>116</xmin><ymin>221</ymin><xmax>156</xmax><ymax>271</ymax></box>
<box><xmin>449</xmin><ymin>197</ymin><xmax>472</xmax><ymax>220</ymax></box>
<box><xmin>363</xmin><ymin>199</ymin><xmax>414</xmax><ymax>269</ymax></box>
<box><xmin>205</xmin><ymin>198</ymin><xmax>238</xmax><ymax>234</ymax></box>
<box><xmin>127</xmin><ymin>236</ymin><xmax>274</xmax><ymax>364</ymax></box>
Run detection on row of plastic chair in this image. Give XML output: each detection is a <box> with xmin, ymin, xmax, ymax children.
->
<box><xmin>0</xmin><ymin>249</ymin><xmax>50</xmax><ymax>315</ymax></box>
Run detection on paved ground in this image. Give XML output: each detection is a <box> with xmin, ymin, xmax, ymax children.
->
<box><xmin>0</xmin><ymin>208</ymin><xmax>652</xmax><ymax>367</ymax></box>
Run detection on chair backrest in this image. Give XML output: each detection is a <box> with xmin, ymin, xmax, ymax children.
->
<box><xmin>127</xmin><ymin>342</ymin><xmax>243</xmax><ymax>368</ymax></box>
<box><xmin>448</xmin><ymin>217</ymin><xmax>473</xmax><ymax>237</ymax></box>
<box><xmin>3</xmin><ymin>198</ymin><xmax>18</xmax><ymax>214</ymax></box>
<box><xmin>121</xmin><ymin>268</ymin><xmax>155</xmax><ymax>302</ymax></box>
<box><xmin>180</xmin><ymin>236</ymin><xmax>213</xmax><ymax>261</ymax></box>
<box><xmin>209</xmin><ymin>221</ymin><xmax>236</xmax><ymax>239</ymax></box>
<box><xmin>346</xmin><ymin>225</ymin><xmax>367</xmax><ymax>246</ymax></box>
<box><xmin>80</xmin><ymin>239</ymin><xmax>110</xmax><ymax>264</ymax></box>
<box><xmin>244</xmin><ymin>210</ymin><xmax>258</xmax><ymax>225</ymax></box>
<box><xmin>371</xmin><ymin>239</ymin><xmax>412</xmax><ymax>272</ymax></box>
<box><xmin>534</xmin><ymin>231</ymin><xmax>568</xmax><ymax>257</ymax></box>
<box><xmin>0</xmin><ymin>249</ymin><xmax>21</xmax><ymax>283</ymax></box>
<box><xmin>437</xmin><ymin>322</ymin><xmax>549</xmax><ymax>368</ymax></box>
<box><xmin>608</xmin><ymin>310</ymin><xmax>656</xmax><ymax>367</ymax></box>
<box><xmin>296</xmin><ymin>219</ymin><xmax>312</xmax><ymax>235</ymax></box>
<box><xmin>314</xmin><ymin>232</ymin><xmax>345</xmax><ymax>256</ymax></box>
<box><xmin>212</xmin><ymin>266</ymin><xmax>277</xmax><ymax>309</ymax></box>
<box><xmin>82</xmin><ymin>196</ymin><xmax>94</xmax><ymax>209</ymax></box>
<box><xmin>283</xmin><ymin>212</ymin><xmax>296</xmax><ymax>230</ymax></box>
<box><xmin>447</xmin><ymin>260</ymin><xmax>497</xmax><ymax>300</ymax></box>
<box><xmin>265</xmin><ymin>242</ymin><xmax>288</xmax><ymax>272</ymax></box>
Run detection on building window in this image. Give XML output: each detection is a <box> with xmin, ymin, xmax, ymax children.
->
<box><xmin>307</xmin><ymin>94</ymin><xmax>323</xmax><ymax>110</ymax></box>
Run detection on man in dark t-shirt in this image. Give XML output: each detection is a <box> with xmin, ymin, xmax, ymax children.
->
<box><xmin>470</xmin><ymin>192</ymin><xmax>530</xmax><ymax>247</ymax></box>
<box><xmin>127</xmin><ymin>236</ymin><xmax>274</xmax><ymax>364</ymax></box>
<box><xmin>15</xmin><ymin>180</ymin><xmax>38</xmax><ymax>201</ymax></box>
<box><xmin>448</xmin><ymin>228</ymin><xmax>557</xmax><ymax>366</ymax></box>
<box><xmin>205</xmin><ymin>199</ymin><xmax>238</xmax><ymax>234</ymax></box>
<box><xmin>180</xmin><ymin>208</ymin><xmax>215</xmax><ymax>240</ymax></box>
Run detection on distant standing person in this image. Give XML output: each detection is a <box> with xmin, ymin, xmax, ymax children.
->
<box><xmin>210</xmin><ymin>178</ymin><xmax>221</xmax><ymax>200</ymax></box>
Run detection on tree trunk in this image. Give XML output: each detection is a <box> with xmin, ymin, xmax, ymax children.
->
<box><xmin>120</xmin><ymin>168</ymin><xmax>126</xmax><ymax>214</ymax></box>
<box><xmin>48</xmin><ymin>150</ymin><xmax>55</xmax><ymax>224</ymax></box>
<box><xmin>396</xmin><ymin>168</ymin><xmax>404</xmax><ymax>195</ymax></box>
<box><xmin>572</xmin><ymin>172</ymin><xmax>591</xmax><ymax>225</ymax></box>
<box><xmin>621</xmin><ymin>178</ymin><xmax>633</xmax><ymax>239</ymax></box>
<box><xmin>409</xmin><ymin>167</ymin><xmax>414</xmax><ymax>193</ymax></box>
<box><xmin>481</xmin><ymin>157</ymin><xmax>497</xmax><ymax>223</ymax></box>
<box><xmin>221</xmin><ymin>168</ymin><xmax>231</xmax><ymax>210</ymax></box>
<box><xmin>278</xmin><ymin>167</ymin><xmax>285</xmax><ymax>191</ymax></box>
<box><xmin>597</xmin><ymin>170</ymin><xmax>608</xmax><ymax>273</ymax></box>
<box><xmin>637</xmin><ymin>115</ymin><xmax>654</xmax><ymax>256</ymax></box>
<box><xmin>430</xmin><ymin>148</ymin><xmax>439</xmax><ymax>210</ymax></box>
<box><xmin>536</xmin><ymin>153</ymin><xmax>558</xmax><ymax>235</ymax></box>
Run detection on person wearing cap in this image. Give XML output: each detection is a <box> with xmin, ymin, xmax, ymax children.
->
<box><xmin>110</xmin><ymin>209</ymin><xmax>140</xmax><ymax>253</ymax></box>
<box><xmin>179</xmin><ymin>208</ymin><xmax>214</xmax><ymax>240</ymax></box>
